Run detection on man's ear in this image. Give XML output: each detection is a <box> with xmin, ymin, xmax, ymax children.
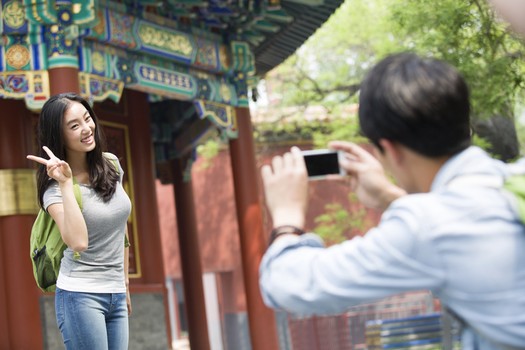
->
<box><xmin>378</xmin><ymin>139</ymin><xmax>404</xmax><ymax>165</ymax></box>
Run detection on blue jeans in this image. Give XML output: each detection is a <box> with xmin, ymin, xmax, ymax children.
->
<box><xmin>55</xmin><ymin>288</ymin><xmax>129</xmax><ymax>350</ymax></box>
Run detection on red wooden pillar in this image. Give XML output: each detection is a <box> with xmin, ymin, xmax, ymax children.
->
<box><xmin>0</xmin><ymin>99</ymin><xmax>43</xmax><ymax>349</ymax></box>
<box><xmin>126</xmin><ymin>89</ymin><xmax>169</xmax><ymax>286</ymax></box>
<box><xmin>49</xmin><ymin>67</ymin><xmax>80</xmax><ymax>95</ymax></box>
<box><xmin>0</xmin><ymin>61</ymin><xmax>83</xmax><ymax>350</ymax></box>
<box><xmin>125</xmin><ymin>89</ymin><xmax>173</xmax><ymax>345</ymax></box>
<box><xmin>229</xmin><ymin>107</ymin><xmax>279</xmax><ymax>349</ymax></box>
<box><xmin>171</xmin><ymin>156</ymin><xmax>211</xmax><ymax>350</ymax></box>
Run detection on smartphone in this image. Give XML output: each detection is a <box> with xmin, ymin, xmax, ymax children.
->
<box><xmin>301</xmin><ymin>149</ymin><xmax>346</xmax><ymax>180</ymax></box>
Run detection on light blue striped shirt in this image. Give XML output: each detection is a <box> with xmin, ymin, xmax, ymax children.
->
<box><xmin>259</xmin><ymin>146</ymin><xmax>525</xmax><ymax>349</ymax></box>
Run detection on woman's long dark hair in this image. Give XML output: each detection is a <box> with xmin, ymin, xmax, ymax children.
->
<box><xmin>35</xmin><ymin>93</ymin><xmax>119</xmax><ymax>208</ymax></box>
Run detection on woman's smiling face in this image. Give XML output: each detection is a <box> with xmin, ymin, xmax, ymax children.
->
<box><xmin>62</xmin><ymin>101</ymin><xmax>96</xmax><ymax>155</ymax></box>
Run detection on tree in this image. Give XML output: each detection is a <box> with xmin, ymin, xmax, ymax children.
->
<box><xmin>262</xmin><ymin>0</ymin><xmax>396</xmax><ymax>115</ymax></box>
<box><xmin>389</xmin><ymin>0</ymin><xmax>525</xmax><ymax>120</ymax></box>
<box><xmin>251</xmin><ymin>0</ymin><xmax>525</xmax><ymax>242</ymax></box>
<box><xmin>258</xmin><ymin>0</ymin><xmax>525</xmax><ymax>154</ymax></box>
<box><xmin>314</xmin><ymin>194</ymin><xmax>370</xmax><ymax>245</ymax></box>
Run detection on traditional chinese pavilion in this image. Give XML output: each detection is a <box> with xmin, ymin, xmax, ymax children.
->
<box><xmin>0</xmin><ymin>0</ymin><xmax>343</xmax><ymax>349</ymax></box>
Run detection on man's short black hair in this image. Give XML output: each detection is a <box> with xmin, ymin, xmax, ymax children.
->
<box><xmin>359</xmin><ymin>52</ymin><xmax>471</xmax><ymax>157</ymax></box>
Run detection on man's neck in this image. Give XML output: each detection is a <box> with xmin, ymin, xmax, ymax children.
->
<box><xmin>403</xmin><ymin>150</ymin><xmax>449</xmax><ymax>193</ymax></box>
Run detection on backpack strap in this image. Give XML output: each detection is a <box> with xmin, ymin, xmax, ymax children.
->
<box><xmin>503</xmin><ymin>175</ymin><xmax>525</xmax><ymax>222</ymax></box>
<box><xmin>103</xmin><ymin>152</ymin><xmax>120</xmax><ymax>177</ymax></box>
<box><xmin>67</xmin><ymin>154</ymin><xmax>116</xmax><ymax>210</ymax></box>
<box><xmin>46</xmin><ymin>178</ymin><xmax>82</xmax><ymax>212</ymax></box>
<box><xmin>72</xmin><ymin>177</ymin><xmax>82</xmax><ymax>210</ymax></box>
<box><xmin>102</xmin><ymin>152</ymin><xmax>129</xmax><ymax>248</ymax></box>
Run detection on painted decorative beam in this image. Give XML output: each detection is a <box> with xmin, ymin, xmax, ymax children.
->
<box><xmin>71</xmin><ymin>0</ymin><xmax>98</xmax><ymax>27</ymax></box>
<box><xmin>0</xmin><ymin>1</ymin><xmax>255</xmax><ymax>110</ymax></box>
<box><xmin>78</xmin><ymin>40</ymin><xmax>239</xmax><ymax>105</ymax></box>
<box><xmin>83</xmin><ymin>7</ymin><xmax>236</xmax><ymax>74</ymax></box>
<box><xmin>23</xmin><ymin>0</ymin><xmax>58</xmax><ymax>25</ymax></box>
<box><xmin>79</xmin><ymin>71</ymin><xmax>123</xmax><ymax>103</ymax></box>
<box><xmin>0</xmin><ymin>70</ymin><xmax>49</xmax><ymax>110</ymax></box>
<box><xmin>194</xmin><ymin>99</ymin><xmax>238</xmax><ymax>139</ymax></box>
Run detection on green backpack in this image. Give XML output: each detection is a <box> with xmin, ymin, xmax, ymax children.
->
<box><xmin>30</xmin><ymin>180</ymin><xmax>82</xmax><ymax>292</ymax></box>
<box><xmin>449</xmin><ymin>173</ymin><xmax>525</xmax><ymax>223</ymax></box>
<box><xmin>30</xmin><ymin>155</ymin><xmax>124</xmax><ymax>293</ymax></box>
<box><xmin>503</xmin><ymin>175</ymin><xmax>525</xmax><ymax>222</ymax></box>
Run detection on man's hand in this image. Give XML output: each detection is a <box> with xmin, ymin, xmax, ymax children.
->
<box><xmin>329</xmin><ymin>141</ymin><xmax>406</xmax><ymax>211</ymax></box>
<box><xmin>260</xmin><ymin>147</ymin><xmax>308</xmax><ymax>229</ymax></box>
<box><xmin>489</xmin><ymin>0</ymin><xmax>525</xmax><ymax>36</ymax></box>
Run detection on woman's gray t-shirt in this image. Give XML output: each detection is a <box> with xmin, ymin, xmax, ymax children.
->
<box><xmin>43</xmin><ymin>154</ymin><xmax>132</xmax><ymax>293</ymax></box>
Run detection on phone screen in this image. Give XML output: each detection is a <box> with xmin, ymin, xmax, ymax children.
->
<box><xmin>302</xmin><ymin>150</ymin><xmax>341</xmax><ymax>179</ymax></box>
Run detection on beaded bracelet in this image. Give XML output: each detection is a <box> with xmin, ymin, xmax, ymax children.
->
<box><xmin>268</xmin><ymin>225</ymin><xmax>305</xmax><ymax>245</ymax></box>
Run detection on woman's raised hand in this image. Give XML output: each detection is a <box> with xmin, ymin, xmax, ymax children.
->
<box><xmin>27</xmin><ymin>146</ymin><xmax>72</xmax><ymax>183</ymax></box>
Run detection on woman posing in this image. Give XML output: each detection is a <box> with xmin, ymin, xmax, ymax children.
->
<box><xmin>27</xmin><ymin>93</ymin><xmax>132</xmax><ymax>350</ymax></box>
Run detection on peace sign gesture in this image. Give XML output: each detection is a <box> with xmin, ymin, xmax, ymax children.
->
<box><xmin>27</xmin><ymin>146</ymin><xmax>72</xmax><ymax>183</ymax></box>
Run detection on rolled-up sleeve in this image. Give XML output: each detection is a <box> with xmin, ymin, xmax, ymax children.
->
<box><xmin>259</xmin><ymin>201</ymin><xmax>446</xmax><ymax>316</ymax></box>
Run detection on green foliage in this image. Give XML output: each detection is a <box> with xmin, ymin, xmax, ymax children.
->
<box><xmin>314</xmin><ymin>193</ymin><xmax>369</xmax><ymax>246</ymax></box>
<box><xmin>253</xmin><ymin>118</ymin><xmax>360</xmax><ymax>144</ymax></box>
<box><xmin>266</xmin><ymin>0</ymin><xmax>398</xmax><ymax>110</ymax></box>
<box><xmin>312</xmin><ymin>116</ymin><xmax>366</xmax><ymax>148</ymax></box>
<box><xmin>517</xmin><ymin>123</ymin><xmax>525</xmax><ymax>155</ymax></box>
<box><xmin>389</xmin><ymin>0</ymin><xmax>525</xmax><ymax>119</ymax></box>
<box><xmin>261</xmin><ymin>0</ymin><xmax>525</xmax><ymax>139</ymax></box>
<box><xmin>195</xmin><ymin>139</ymin><xmax>223</xmax><ymax>169</ymax></box>
<box><xmin>471</xmin><ymin>133</ymin><xmax>493</xmax><ymax>154</ymax></box>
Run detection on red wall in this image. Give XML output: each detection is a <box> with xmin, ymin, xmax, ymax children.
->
<box><xmin>156</xmin><ymin>143</ymin><xmax>382</xmax><ymax>313</ymax></box>
<box><xmin>156</xmin><ymin>150</ymin><xmax>247</xmax><ymax>312</ymax></box>
<box><xmin>157</xmin><ymin>150</ymin><xmax>242</xmax><ymax>277</ymax></box>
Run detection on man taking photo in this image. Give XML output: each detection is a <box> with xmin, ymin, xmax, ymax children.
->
<box><xmin>259</xmin><ymin>52</ymin><xmax>525</xmax><ymax>349</ymax></box>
